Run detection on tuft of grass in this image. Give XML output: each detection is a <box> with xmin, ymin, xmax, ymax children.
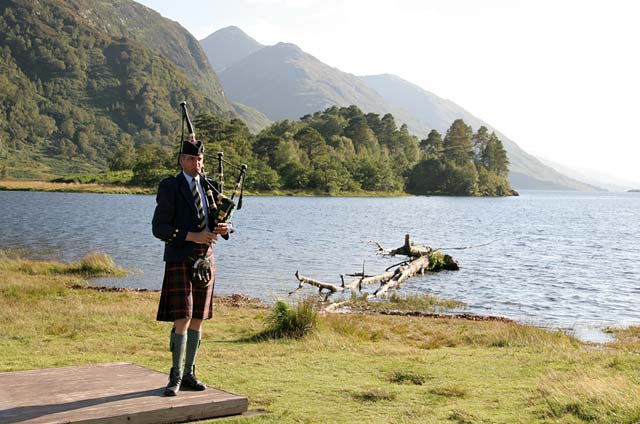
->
<box><xmin>429</xmin><ymin>386</ymin><xmax>467</xmax><ymax>398</ymax></box>
<box><xmin>351</xmin><ymin>388</ymin><xmax>397</xmax><ymax>402</ymax></box>
<box><xmin>389</xmin><ymin>292</ymin><xmax>466</xmax><ymax>310</ymax></box>
<box><xmin>448</xmin><ymin>409</ymin><xmax>489</xmax><ymax>424</ymax></box>
<box><xmin>322</xmin><ymin>314</ymin><xmax>385</xmax><ymax>342</ymax></box>
<box><xmin>387</xmin><ymin>369</ymin><xmax>428</xmax><ymax>385</ymax></box>
<box><xmin>250</xmin><ymin>298</ymin><xmax>318</xmax><ymax>341</ymax></box>
<box><xmin>348</xmin><ymin>293</ymin><xmax>466</xmax><ymax>313</ymax></box>
<box><xmin>605</xmin><ymin>326</ymin><xmax>640</xmax><ymax>353</ymax></box>
<box><xmin>69</xmin><ymin>252</ymin><xmax>127</xmax><ymax>277</ymax></box>
<box><xmin>538</xmin><ymin>370</ymin><xmax>640</xmax><ymax>423</ymax></box>
<box><xmin>0</xmin><ymin>250</ymin><xmax>126</xmax><ymax>278</ymax></box>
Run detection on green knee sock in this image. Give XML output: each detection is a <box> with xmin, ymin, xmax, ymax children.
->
<box><xmin>170</xmin><ymin>330</ymin><xmax>187</xmax><ymax>371</ymax></box>
<box><xmin>184</xmin><ymin>329</ymin><xmax>202</xmax><ymax>374</ymax></box>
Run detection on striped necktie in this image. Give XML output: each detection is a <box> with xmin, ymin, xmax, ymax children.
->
<box><xmin>191</xmin><ymin>177</ymin><xmax>206</xmax><ymax>230</ymax></box>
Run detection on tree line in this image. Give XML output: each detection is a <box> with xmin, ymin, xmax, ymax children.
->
<box><xmin>1</xmin><ymin>1</ymin><xmax>512</xmax><ymax>196</ymax></box>
<box><xmin>110</xmin><ymin>105</ymin><xmax>513</xmax><ymax>196</ymax></box>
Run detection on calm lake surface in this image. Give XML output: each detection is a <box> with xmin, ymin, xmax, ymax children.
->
<box><xmin>1</xmin><ymin>190</ymin><xmax>639</xmax><ymax>342</ymax></box>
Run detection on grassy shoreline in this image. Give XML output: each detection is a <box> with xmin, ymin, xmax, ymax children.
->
<box><xmin>0</xmin><ymin>179</ymin><xmax>153</xmax><ymax>195</ymax></box>
<box><xmin>0</xmin><ymin>179</ymin><xmax>408</xmax><ymax>197</ymax></box>
<box><xmin>1</xmin><ymin>253</ymin><xmax>640</xmax><ymax>423</ymax></box>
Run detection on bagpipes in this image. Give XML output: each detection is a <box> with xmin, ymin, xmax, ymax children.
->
<box><xmin>179</xmin><ymin>101</ymin><xmax>247</xmax><ymax>229</ymax></box>
<box><xmin>180</xmin><ymin>101</ymin><xmax>247</xmax><ymax>287</ymax></box>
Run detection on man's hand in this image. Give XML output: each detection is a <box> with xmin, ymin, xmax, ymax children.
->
<box><xmin>186</xmin><ymin>230</ymin><xmax>218</xmax><ymax>244</ymax></box>
<box><xmin>213</xmin><ymin>223</ymin><xmax>231</xmax><ymax>236</ymax></box>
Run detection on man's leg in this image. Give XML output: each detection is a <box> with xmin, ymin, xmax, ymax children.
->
<box><xmin>165</xmin><ymin>318</ymin><xmax>190</xmax><ymax>396</ymax></box>
<box><xmin>182</xmin><ymin>319</ymin><xmax>206</xmax><ymax>391</ymax></box>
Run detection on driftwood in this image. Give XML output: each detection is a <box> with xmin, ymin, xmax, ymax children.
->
<box><xmin>291</xmin><ymin>234</ymin><xmax>459</xmax><ymax>300</ymax></box>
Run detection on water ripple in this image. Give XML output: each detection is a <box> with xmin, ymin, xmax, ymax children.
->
<box><xmin>1</xmin><ymin>190</ymin><xmax>639</xmax><ymax>342</ymax></box>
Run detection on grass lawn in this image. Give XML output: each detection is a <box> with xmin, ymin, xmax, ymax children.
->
<box><xmin>1</xmin><ymin>251</ymin><xmax>639</xmax><ymax>423</ymax></box>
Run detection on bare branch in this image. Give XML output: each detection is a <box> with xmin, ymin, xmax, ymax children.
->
<box><xmin>293</xmin><ymin>235</ymin><xmax>459</xmax><ymax>300</ymax></box>
<box><xmin>433</xmin><ymin>239</ymin><xmax>500</xmax><ymax>252</ymax></box>
<box><xmin>293</xmin><ymin>271</ymin><xmax>347</xmax><ymax>301</ymax></box>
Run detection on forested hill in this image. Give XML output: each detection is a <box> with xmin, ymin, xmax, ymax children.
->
<box><xmin>64</xmin><ymin>0</ymin><xmax>233</xmax><ymax>113</ymax></box>
<box><xmin>0</xmin><ymin>0</ymin><xmax>233</xmax><ymax>179</ymax></box>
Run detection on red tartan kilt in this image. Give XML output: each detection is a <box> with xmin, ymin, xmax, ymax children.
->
<box><xmin>156</xmin><ymin>245</ymin><xmax>215</xmax><ymax>322</ymax></box>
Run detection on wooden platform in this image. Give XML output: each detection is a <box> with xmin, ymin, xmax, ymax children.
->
<box><xmin>0</xmin><ymin>362</ymin><xmax>248</xmax><ymax>424</ymax></box>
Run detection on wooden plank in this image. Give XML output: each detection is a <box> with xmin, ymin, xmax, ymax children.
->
<box><xmin>0</xmin><ymin>363</ymin><xmax>248</xmax><ymax>424</ymax></box>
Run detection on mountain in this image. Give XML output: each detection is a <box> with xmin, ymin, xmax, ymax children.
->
<box><xmin>214</xmin><ymin>39</ymin><xmax>430</xmax><ymax>136</ymax></box>
<box><xmin>0</xmin><ymin>0</ymin><xmax>230</xmax><ymax>178</ymax></box>
<box><xmin>360</xmin><ymin>74</ymin><xmax>598</xmax><ymax>191</ymax></box>
<box><xmin>200</xmin><ymin>25</ymin><xmax>264</xmax><ymax>73</ymax></box>
<box><xmin>537</xmin><ymin>157</ymin><xmax>640</xmax><ymax>192</ymax></box>
<box><xmin>203</xmin><ymin>27</ymin><xmax>595</xmax><ymax>190</ymax></box>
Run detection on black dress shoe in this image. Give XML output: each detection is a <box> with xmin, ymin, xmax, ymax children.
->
<box><xmin>164</xmin><ymin>367</ymin><xmax>182</xmax><ymax>396</ymax></box>
<box><xmin>181</xmin><ymin>366</ymin><xmax>206</xmax><ymax>391</ymax></box>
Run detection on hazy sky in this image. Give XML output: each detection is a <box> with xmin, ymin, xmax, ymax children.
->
<box><xmin>137</xmin><ymin>0</ymin><xmax>640</xmax><ymax>184</ymax></box>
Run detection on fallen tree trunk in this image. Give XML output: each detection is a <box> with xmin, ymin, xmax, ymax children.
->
<box><xmin>292</xmin><ymin>234</ymin><xmax>459</xmax><ymax>300</ymax></box>
<box><xmin>373</xmin><ymin>255</ymin><xmax>431</xmax><ymax>297</ymax></box>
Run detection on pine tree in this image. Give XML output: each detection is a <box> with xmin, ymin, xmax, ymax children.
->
<box><xmin>472</xmin><ymin>126</ymin><xmax>490</xmax><ymax>164</ymax></box>
<box><xmin>443</xmin><ymin>119</ymin><xmax>474</xmax><ymax>166</ymax></box>
<box><xmin>482</xmin><ymin>132</ymin><xmax>509</xmax><ymax>176</ymax></box>
<box><xmin>420</xmin><ymin>129</ymin><xmax>444</xmax><ymax>159</ymax></box>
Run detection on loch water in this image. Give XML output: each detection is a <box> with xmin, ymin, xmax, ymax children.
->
<box><xmin>1</xmin><ymin>190</ymin><xmax>639</xmax><ymax>342</ymax></box>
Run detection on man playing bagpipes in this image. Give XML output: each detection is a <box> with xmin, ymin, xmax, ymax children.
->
<box><xmin>151</xmin><ymin>102</ymin><xmax>242</xmax><ymax>396</ymax></box>
<box><xmin>152</xmin><ymin>137</ymin><xmax>230</xmax><ymax>396</ymax></box>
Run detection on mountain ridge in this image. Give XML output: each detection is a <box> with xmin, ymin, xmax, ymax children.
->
<box><xmin>202</xmin><ymin>26</ymin><xmax>596</xmax><ymax>190</ymax></box>
<box><xmin>217</xmin><ymin>40</ymin><xmax>432</xmax><ymax>137</ymax></box>
<box><xmin>200</xmin><ymin>25</ymin><xmax>264</xmax><ymax>73</ymax></box>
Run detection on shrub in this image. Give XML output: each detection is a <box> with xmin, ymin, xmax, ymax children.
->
<box><xmin>252</xmin><ymin>298</ymin><xmax>317</xmax><ymax>340</ymax></box>
<box><xmin>67</xmin><ymin>252</ymin><xmax>127</xmax><ymax>277</ymax></box>
<box><xmin>388</xmin><ymin>369</ymin><xmax>428</xmax><ymax>385</ymax></box>
<box><xmin>351</xmin><ymin>388</ymin><xmax>396</xmax><ymax>402</ymax></box>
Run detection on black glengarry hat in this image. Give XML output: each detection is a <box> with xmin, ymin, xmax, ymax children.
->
<box><xmin>181</xmin><ymin>138</ymin><xmax>204</xmax><ymax>156</ymax></box>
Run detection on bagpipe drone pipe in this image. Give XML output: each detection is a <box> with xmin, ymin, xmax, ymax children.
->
<box><xmin>179</xmin><ymin>101</ymin><xmax>247</xmax><ymax>230</ymax></box>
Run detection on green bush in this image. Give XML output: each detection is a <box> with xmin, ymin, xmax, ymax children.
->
<box><xmin>252</xmin><ymin>298</ymin><xmax>318</xmax><ymax>340</ymax></box>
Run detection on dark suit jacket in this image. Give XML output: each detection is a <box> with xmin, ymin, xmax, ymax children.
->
<box><xmin>152</xmin><ymin>172</ymin><xmax>223</xmax><ymax>262</ymax></box>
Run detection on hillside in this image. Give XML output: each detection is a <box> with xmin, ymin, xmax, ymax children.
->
<box><xmin>0</xmin><ymin>0</ymin><xmax>226</xmax><ymax>178</ymax></box>
<box><xmin>64</xmin><ymin>0</ymin><xmax>233</xmax><ymax>115</ymax></box>
<box><xmin>231</xmin><ymin>103</ymin><xmax>272</xmax><ymax>134</ymax></box>
<box><xmin>360</xmin><ymin>74</ymin><xmax>598</xmax><ymax>191</ymax></box>
<box><xmin>217</xmin><ymin>41</ymin><xmax>431</xmax><ymax>137</ymax></box>
<box><xmin>74</xmin><ymin>1</ymin><xmax>274</xmax><ymax>134</ymax></box>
